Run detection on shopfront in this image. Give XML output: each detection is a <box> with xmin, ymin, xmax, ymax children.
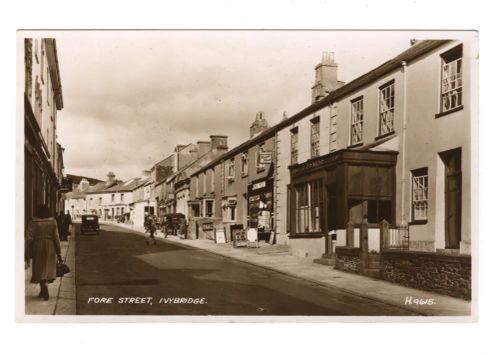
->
<box><xmin>247</xmin><ymin>177</ymin><xmax>274</xmax><ymax>241</ymax></box>
<box><xmin>289</xmin><ymin>149</ymin><xmax>397</xmax><ymax>253</ymax></box>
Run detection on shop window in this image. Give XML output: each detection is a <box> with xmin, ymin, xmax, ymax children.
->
<box><xmin>290</xmin><ymin>127</ymin><xmax>298</xmax><ymax>165</ymax></box>
<box><xmin>412</xmin><ymin>167</ymin><xmax>428</xmax><ymax>221</ymax></box>
<box><xmin>351</xmin><ymin>97</ymin><xmax>364</xmax><ymax>145</ymax></box>
<box><xmin>310</xmin><ymin>117</ymin><xmax>320</xmax><ymax>158</ymax></box>
<box><xmin>191</xmin><ymin>204</ymin><xmax>200</xmax><ymax>218</ymax></box>
<box><xmin>295</xmin><ymin>180</ymin><xmax>321</xmax><ymax>233</ymax></box>
<box><xmin>367</xmin><ymin>199</ymin><xmax>393</xmax><ymax>224</ymax></box>
<box><xmin>379</xmin><ymin>81</ymin><xmax>395</xmax><ymax>135</ymax></box>
<box><xmin>440</xmin><ymin>45</ymin><xmax>463</xmax><ymax>113</ymax></box>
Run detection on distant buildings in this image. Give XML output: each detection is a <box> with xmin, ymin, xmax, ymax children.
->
<box><xmin>24</xmin><ymin>38</ymin><xmax>65</xmax><ymax>222</ymax></box>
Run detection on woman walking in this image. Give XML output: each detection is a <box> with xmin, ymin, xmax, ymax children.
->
<box><xmin>26</xmin><ymin>204</ymin><xmax>63</xmax><ymax>301</ymax></box>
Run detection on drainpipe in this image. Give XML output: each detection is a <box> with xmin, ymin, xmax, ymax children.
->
<box><xmin>400</xmin><ymin>61</ymin><xmax>408</xmax><ymax>225</ymax></box>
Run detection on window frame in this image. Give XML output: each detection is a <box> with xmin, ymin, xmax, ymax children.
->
<box><xmin>241</xmin><ymin>151</ymin><xmax>248</xmax><ymax>176</ymax></box>
<box><xmin>310</xmin><ymin>116</ymin><xmax>320</xmax><ymax>158</ymax></box>
<box><xmin>378</xmin><ymin>80</ymin><xmax>395</xmax><ymax>137</ymax></box>
<box><xmin>411</xmin><ymin>167</ymin><xmax>429</xmax><ymax>223</ymax></box>
<box><xmin>350</xmin><ymin>96</ymin><xmax>364</xmax><ymax>146</ymax></box>
<box><xmin>439</xmin><ymin>44</ymin><xmax>463</xmax><ymax>115</ymax></box>
<box><xmin>290</xmin><ymin>127</ymin><xmax>299</xmax><ymax>165</ymax></box>
<box><xmin>294</xmin><ymin>180</ymin><xmax>322</xmax><ymax>234</ymax></box>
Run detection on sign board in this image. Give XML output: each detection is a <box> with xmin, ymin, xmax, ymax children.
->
<box><xmin>202</xmin><ymin>222</ymin><xmax>214</xmax><ymax>231</ymax></box>
<box><xmin>215</xmin><ymin>227</ymin><xmax>226</xmax><ymax>244</ymax></box>
<box><xmin>252</xmin><ymin>181</ymin><xmax>266</xmax><ymax>190</ymax></box>
<box><xmin>258</xmin><ymin>152</ymin><xmax>273</xmax><ymax>165</ymax></box>
<box><xmin>247</xmin><ymin>228</ymin><xmax>258</xmax><ymax>243</ymax></box>
<box><xmin>232</xmin><ymin>228</ymin><xmax>247</xmax><ymax>247</ymax></box>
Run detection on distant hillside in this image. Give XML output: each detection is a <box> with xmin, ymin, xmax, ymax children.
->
<box><xmin>65</xmin><ymin>174</ymin><xmax>103</xmax><ymax>186</ymax></box>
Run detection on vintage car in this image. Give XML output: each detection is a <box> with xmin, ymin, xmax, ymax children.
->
<box><xmin>80</xmin><ymin>214</ymin><xmax>99</xmax><ymax>235</ymax></box>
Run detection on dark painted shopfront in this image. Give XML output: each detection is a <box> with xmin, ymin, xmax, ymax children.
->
<box><xmin>288</xmin><ymin>149</ymin><xmax>398</xmax><ymax>243</ymax></box>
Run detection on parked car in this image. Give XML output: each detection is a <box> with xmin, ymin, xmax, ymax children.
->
<box><xmin>81</xmin><ymin>214</ymin><xmax>99</xmax><ymax>235</ymax></box>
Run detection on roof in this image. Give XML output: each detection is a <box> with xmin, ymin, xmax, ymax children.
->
<box><xmin>191</xmin><ymin>40</ymin><xmax>449</xmax><ymax>177</ymax></box>
<box><xmin>65</xmin><ymin>174</ymin><xmax>103</xmax><ymax>186</ymax></box>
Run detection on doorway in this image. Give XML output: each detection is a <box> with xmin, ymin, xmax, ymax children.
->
<box><xmin>440</xmin><ymin>148</ymin><xmax>462</xmax><ymax>249</ymax></box>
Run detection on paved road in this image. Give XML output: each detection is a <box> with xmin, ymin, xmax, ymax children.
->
<box><xmin>75</xmin><ymin>223</ymin><xmax>418</xmax><ymax>316</ymax></box>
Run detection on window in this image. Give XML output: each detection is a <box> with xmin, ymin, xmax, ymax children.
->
<box><xmin>290</xmin><ymin>127</ymin><xmax>298</xmax><ymax>165</ymax></box>
<box><xmin>205</xmin><ymin>199</ymin><xmax>214</xmax><ymax>217</ymax></box>
<box><xmin>47</xmin><ymin>68</ymin><xmax>51</xmax><ymax>105</ymax></box>
<box><xmin>256</xmin><ymin>144</ymin><xmax>265</xmax><ymax>171</ymax></box>
<box><xmin>41</xmin><ymin>40</ymin><xmax>45</xmax><ymax>84</ymax></box>
<box><xmin>99</xmin><ymin>197</ymin><xmax>102</xmax><ymax>206</ymax></box>
<box><xmin>412</xmin><ymin>168</ymin><xmax>428</xmax><ymax>221</ymax></box>
<box><xmin>193</xmin><ymin>176</ymin><xmax>198</xmax><ymax>197</ymax></box>
<box><xmin>329</xmin><ymin>105</ymin><xmax>337</xmax><ymax>152</ymax></box>
<box><xmin>441</xmin><ymin>45</ymin><xmax>463</xmax><ymax>112</ymax></box>
<box><xmin>111</xmin><ymin>194</ymin><xmax>115</xmax><ymax>202</ymax></box>
<box><xmin>310</xmin><ymin>117</ymin><xmax>320</xmax><ymax>158</ymax></box>
<box><xmin>120</xmin><ymin>193</ymin><xmax>124</xmax><ymax>202</ymax></box>
<box><xmin>227</xmin><ymin>159</ymin><xmax>235</xmax><ymax>179</ymax></box>
<box><xmin>202</xmin><ymin>172</ymin><xmax>207</xmax><ymax>194</ymax></box>
<box><xmin>241</xmin><ymin>152</ymin><xmax>248</xmax><ymax>176</ymax></box>
<box><xmin>34</xmin><ymin>39</ymin><xmax>39</xmax><ymax>63</ymax></box>
<box><xmin>379</xmin><ymin>81</ymin><xmax>395</xmax><ymax>135</ymax></box>
<box><xmin>211</xmin><ymin>168</ymin><xmax>215</xmax><ymax>192</ymax></box>
<box><xmin>351</xmin><ymin>97</ymin><xmax>363</xmax><ymax>145</ymax></box>
<box><xmin>295</xmin><ymin>180</ymin><xmax>321</xmax><ymax>233</ymax></box>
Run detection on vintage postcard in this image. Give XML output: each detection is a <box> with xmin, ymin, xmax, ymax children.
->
<box><xmin>16</xmin><ymin>30</ymin><xmax>478</xmax><ymax>322</ymax></box>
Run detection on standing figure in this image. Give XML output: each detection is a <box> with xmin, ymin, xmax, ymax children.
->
<box><xmin>146</xmin><ymin>216</ymin><xmax>157</xmax><ymax>245</ymax></box>
<box><xmin>56</xmin><ymin>212</ymin><xmax>65</xmax><ymax>241</ymax></box>
<box><xmin>62</xmin><ymin>211</ymin><xmax>73</xmax><ymax>241</ymax></box>
<box><xmin>25</xmin><ymin>204</ymin><xmax>63</xmax><ymax>301</ymax></box>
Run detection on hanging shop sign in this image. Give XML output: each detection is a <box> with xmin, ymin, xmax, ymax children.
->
<box><xmin>252</xmin><ymin>181</ymin><xmax>266</xmax><ymax>191</ymax></box>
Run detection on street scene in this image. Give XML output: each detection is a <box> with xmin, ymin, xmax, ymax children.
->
<box><xmin>21</xmin><ymin>31</ymin><xmax>475</xmax><ymax>318</ymax></box>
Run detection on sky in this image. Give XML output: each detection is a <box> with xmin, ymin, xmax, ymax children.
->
<box><xmin>54</xmin><ymin>31</ymin><xmax>422</xmax><ymax>181</ymax></box>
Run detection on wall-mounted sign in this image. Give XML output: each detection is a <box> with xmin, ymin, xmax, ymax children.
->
<box><xmin>258</xmin><ymin>152</ymin><xmax>273</xmax><ymax>165</ymax></box>
<box><xmin>202</xmin><ymin>222</ymin><xmax>214</xmax><ymax>231</ymax></box>
<box><xmin>252</xmin><ymin>181</ymin><xmax>266</xmax><ymax>190</ymax></box>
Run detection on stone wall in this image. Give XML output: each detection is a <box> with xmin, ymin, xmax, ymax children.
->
<box><xmin>380</xmin><ymin>250</ymin><xmax>471</xmax><ymax>300</ymax></box>
<box><xmin>334</xmin><ymin>247</ymin><xmax>361</xmax><ymax>274</ymax></box>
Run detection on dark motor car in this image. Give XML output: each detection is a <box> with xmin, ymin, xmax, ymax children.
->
<box><xmin>81</xmin><ymin>214</ymin><xmax>99</xmax><ymax>235</ymax></box>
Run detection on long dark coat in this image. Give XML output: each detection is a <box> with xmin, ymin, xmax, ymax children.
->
<box><xmin>26</xmin><ymin>218</ymin><xmax>61</xmax><ymax>284</ymax></box>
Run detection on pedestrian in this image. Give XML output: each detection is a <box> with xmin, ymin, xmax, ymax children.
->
<box><xmin>25</xmin><ymin>204</ymin><xmax>63</xmax><ymax>301</ymax></box>
<box><xmin>56</xmin><ymin>211</ymin><xmax>65</xmax><ymax>241</ymax></box>
<box><xmin>146</xmin><ymin>216</ymin><xmax>157</xmax><ymax>245</ymax></box>
<box><xmin>63</xmin><ymin>211</ymin><xmax>73</xmax><ymax>241</ymax></box>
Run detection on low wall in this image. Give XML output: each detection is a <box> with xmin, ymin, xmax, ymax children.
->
<box><xmin>380</xmin><ymin>250</ymin><xmax>471</xmax><ymax>300</ymax></box>
<box><xmin>335</xmin><ymin>247</ymin><xmax>361</xmax><ymax>274</ymax></box>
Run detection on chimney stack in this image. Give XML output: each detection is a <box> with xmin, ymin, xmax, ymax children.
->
<box><xmin>311</xmin><ymin>51</ymin><xmax>343</xmax><ymax>103</ymax></box>
<box><xmin>141</xmin><ymin>170</ymin><xmax>151</xmax><ymax>179</ymax></box>
<box><xmin>210</xmin><ymin>135</ymin><xmax>228</xmax><ymax>152</ymax></box>
<box><xmin>105</xmin><ymin>172</ymin><xmax>116</xmax><ymax>187</ymax></box>
<box><xmin>79</xmin><ymin>178</ymin><xmax>90</xmax><ymax>191</ymax></box>
<box><xmin>250</xmin><ymin>111</ymin><xmax>269</xmax><ymax>138</ymax></box>
<box><xmin>196</xmin><ymin>141</ymin><xmax>211</xmax><ymax>158</ymax></box>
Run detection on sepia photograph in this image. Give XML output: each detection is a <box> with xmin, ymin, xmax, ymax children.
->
<box><xmin>17</xmin><ymin>30</ymin><xmax>478</xmax><ymax>321</ymax></box>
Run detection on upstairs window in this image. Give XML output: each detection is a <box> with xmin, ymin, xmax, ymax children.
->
<box><xmin>120</xmin><ymin>193</ymin><xmax>124</xmax><ymax>202</ymax></box>
<box><xmin>310</xmin><ymin>117</ymin><xmax>320</xmax><ymax>158</ymax></box>
<box><xmin>111</xmin><ymin>194</ymin><xmax>115</xmax><ymax>202</ymax></box>
<box><xmin>412</xmin><ymin>168</ymin><xmax>428</xmax><ymax>221</ymax></box>
<box><xmin>351</xmin><ymin>97</ymin><xmax>364</xmax><ymax>145</ymax></box>
<box><xmin>329</xmin><ymin>105</ymin><xmax>338</xmax><ymax>152</ymax></box>
<box><xmin>211</xmin><ymin>168</ymin><xmax>215</xmax><ymax>192</ymax></box>
<box><xmin>241</xmin><ymin>152</ymin><xmax>248</xmax><ymax>176</ymax></box>
<box><xmin>290</xmin><ymin>127</ymin><xmax>298</xmax><ymax>165</ymax></box>
<box><xmin>441</xmin><ymin>45</ymin><xmax>463</xmax><ymax>112</ymax></box>
<box><xmin>227</xmin><ymin>159</ymin><xmax>235</xmax><ymax>179</ymax></box>
<box><xmin>379</xmin><ymin>81</ymin><xmax>395</xmax><ymax>135</ymax></box>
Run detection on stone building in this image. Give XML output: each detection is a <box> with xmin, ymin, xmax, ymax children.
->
<box><xmin>24</xmin><ymin>38</ymin><xmax>65</xmax><ymax>223</ymax></box>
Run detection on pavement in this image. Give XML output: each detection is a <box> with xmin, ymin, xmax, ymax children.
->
<box><xmin>112</xmin><ymin>221</ymin><xmax>471</xmax><ymax>316</ymax></box>
<box><xmin>24</xmin><ymin>226</ymin><xmax>76</xmax><ymax>315</ymax></box>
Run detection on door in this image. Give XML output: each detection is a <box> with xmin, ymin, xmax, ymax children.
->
<box><xmin>441</xmin><ymin>148</ymin><xmax>462</xmax><ymax>249</ymax></box>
